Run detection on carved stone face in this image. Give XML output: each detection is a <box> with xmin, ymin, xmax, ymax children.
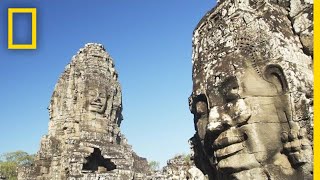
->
<box><xmin>87</xmin><ymin>85</ymin><xmax>108</xmax><ymax>114</ymax></box>
<box><xmin>191</xmin><ymin>54</ymin><xmax>296</xmax><ymax>177</ymax></box>
<box><xmin>190</xmin><ymin>1</ymin><xmax>313</xmax><ymax>178</ymax></box>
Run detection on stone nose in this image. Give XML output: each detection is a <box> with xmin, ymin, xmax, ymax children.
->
<box><xmin>94</xmin><ymin>97</ymin><xmax>102</xmax><ymax>103</ymax></box>
<box><xmin>207</xmin><ymin>107</ymin><xmax>233</xmax><ymax>134</ymax></box>
<box><xmin>207</xmin><ymin>99</ymin><xmax>251</xmax><ymax>133</ymax></box>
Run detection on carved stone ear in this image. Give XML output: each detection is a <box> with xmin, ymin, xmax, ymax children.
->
<box><xmin>189</xmin><ymin>95</ymin><xmax>196</xmax><ymax>114</ymax></box>
<box><xmin>263</xmin><ymin>64</ymin><xmax>288</xmax><ymax>94</ymax></box>
<box><xmin>190</xmin><ymin>94</ymin><xmax>209</xmax><ymax>115</ymax></box>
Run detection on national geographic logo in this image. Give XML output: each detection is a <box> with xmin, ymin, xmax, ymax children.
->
<box><xmin>8</xmin><ymin>8</ymin><xmax>37</xmax><ymax>50</ymax></box>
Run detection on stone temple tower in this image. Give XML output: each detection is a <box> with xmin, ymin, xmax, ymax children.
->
<box><xmin>18</xmin><ymin>43</ymin><xmax>150</xmax><ymax>180</ymax></box>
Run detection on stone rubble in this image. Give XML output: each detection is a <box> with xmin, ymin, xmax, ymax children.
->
<box><xmin>146</xmin><ymin>154</ymin><xmax>207</xmax><ymax>180</ymax></box>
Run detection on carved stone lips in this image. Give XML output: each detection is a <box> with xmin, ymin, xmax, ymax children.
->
<box><xmin>90</xmin><ymin>102</ymin><xmax>103</xmax><ymax>108</ymax></box>
<box><xmin>212</xmin><ymin>127</ymin><xmax>247</xmax><ymax>159</ymax></box>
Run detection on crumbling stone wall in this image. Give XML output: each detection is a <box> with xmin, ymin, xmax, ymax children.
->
<box><xmin>146</xmin><ymin>154</ymin><xmax>207</xmax><ymax>180</ymax></box>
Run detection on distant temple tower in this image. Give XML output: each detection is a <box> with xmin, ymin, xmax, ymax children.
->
<box><xmin>19</xmin><ymin>43</ymin><xmax>150</xmax><ymax>180</ymax></box>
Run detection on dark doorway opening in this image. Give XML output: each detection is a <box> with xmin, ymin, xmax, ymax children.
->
<box><xmin>82</xmin><ymin>148</ymin><xmax>116</xmax><ymax>172</ymax></box>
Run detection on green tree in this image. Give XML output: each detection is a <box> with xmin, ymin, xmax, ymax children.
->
<box><xmin>148</xmin><ymin>160</ymin><xmax>160</xmax><ymax>171</ymax></box>
<box><xmin>183</xmin><ymin>154</ymin><xmax>191</xmax><ymax>165</ymax></box>
<box><xmin>173</xmin><ymin>153</ymin><xmax>192</xmax><ymax>165</ymax></box>
<box><xmin>0</xmin><ymin>151</ymin><xmax>35</xmax><ymax>180</ymax></box>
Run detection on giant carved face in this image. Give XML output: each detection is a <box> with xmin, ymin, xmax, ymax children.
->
<box><xmin>87</xmin><ymin>87</ymin><xmax>108</xmax><ymax>114</ymax></box>
<box><xmin>190</xmin><ymin>2</ymin><xmax>313</xmax><ymax>178</ymax></box>
<box><xmin>191</xmin><ymin>52</ymin><xmax>296</xmax><ymax>178</ymax></box>
<box><xmin>85</xmin><ymin>74</ymin><xmax>110</xmax><ymax>115</ymax></box>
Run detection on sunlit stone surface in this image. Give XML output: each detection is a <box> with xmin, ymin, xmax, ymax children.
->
<box><xmin>18</xmin><ymin>43</ymin><xmax>150</xmax><ymax>180</ymax></box>
<box><xmin>189</xmin><ymin>0</ymin><xmax>313</xmax><ymax>179</ymax></box>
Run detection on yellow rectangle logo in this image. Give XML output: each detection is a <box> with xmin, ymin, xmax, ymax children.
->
<box><xmin>8</xmin><ymin>8</ymin><xmax>37</xmax><ymax>49</ymax></box>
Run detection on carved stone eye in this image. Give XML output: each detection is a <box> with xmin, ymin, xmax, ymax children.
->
<box><xmin>219</xmin><ymin>76</ymin><xmax>240</xmax><ymax>102</ymax></box>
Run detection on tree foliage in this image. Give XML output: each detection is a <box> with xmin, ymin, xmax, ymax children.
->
<box><xmin>183</xmin><ymin>154</ymin><xmax>191</xmax><ymax>164</ymax></box>
<box><xmin>0</xmin><ymin>151</ymin><xmax>35</xmax><ymax>180</ymax></box>
<box><xmin>173</xmin><ymin>153</ymin><xmax>192</xmax><ymax>165</ymax></box>
<box><xmin>148</xmin><ymin>160</ymin><xmax>160</xmax><ymax>171</ymax></box>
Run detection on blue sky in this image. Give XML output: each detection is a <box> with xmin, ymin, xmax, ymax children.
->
<box><xmin>0</xmin><ymin>0</ymin><xmax>216</xmax><ymax>166</ymax></box>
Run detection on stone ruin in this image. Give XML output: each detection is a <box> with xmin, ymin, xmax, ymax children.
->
<box><xmin>16</xmin><ymin>0</ymin><xmax>314</xmax><ymax>179</ymax></box>
<box><xmin>17</xmin><ymin>43</ymin><xmax>204</xmax><ymax>180</ymax></box>
<box><xmin>189</xmin><ymin>0</ymin><xmax>313</xmax><ymax>179</ymax></box>
<box><xmin>18</xmin><ymin>43</ymin><xmax>151</xmax><ymax>180</ymax></box>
